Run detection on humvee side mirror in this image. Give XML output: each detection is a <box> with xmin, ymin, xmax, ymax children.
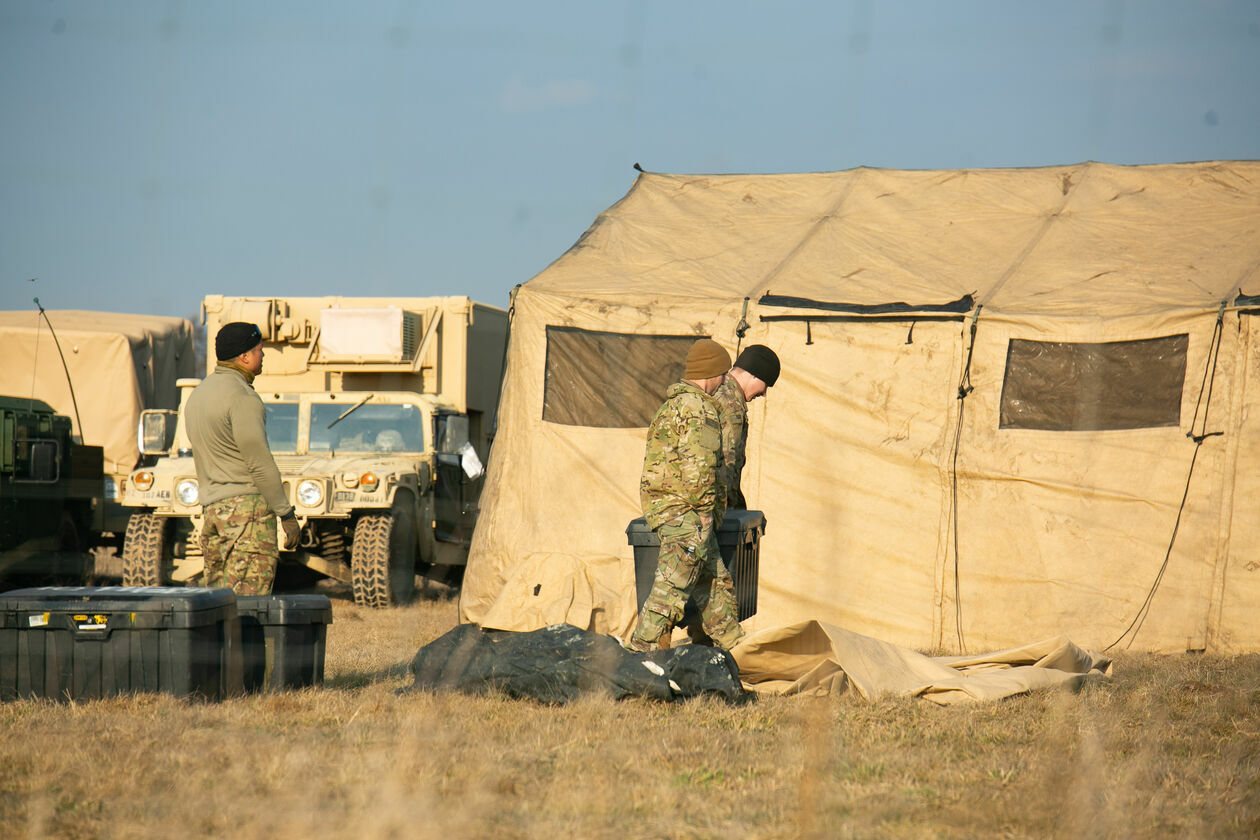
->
<box><xmin>138</xmin><ymin>410</ymin><xmax>178</xmax><ymax>456</ymax></box>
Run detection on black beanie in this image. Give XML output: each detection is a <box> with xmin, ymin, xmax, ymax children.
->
<box><xmin>215</xmin><ymin>322</ymin><xmax>263</xmax><ymax>362</ymax></box>
<box><xmin>735</xmin><ymin>344</ymin><xmax>780</xmax><ymax>386</ymax></box>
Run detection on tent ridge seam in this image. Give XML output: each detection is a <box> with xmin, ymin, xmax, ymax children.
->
<box><xmin>748</xmin><ymin>170</ymin><xmax>865</xmax><ymax>299</ymax></box>
<box><xmin>978</xmin><ymin>162</ymin><xmax>1090</xmax><ymax>305</ymax></box>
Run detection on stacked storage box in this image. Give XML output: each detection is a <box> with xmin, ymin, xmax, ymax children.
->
<box><xmin>236</xmin><ymin>594</ymin><xmax>332</xmax><ymax>692</ymax></box>
<box><xmin>0</xmin><ymin>586</ymin><xmax>241</xmax><ymax>700</ymax></box>
<box><xmin>0</xmin><ymin>587</ymin><xmax>332</xmax><ymax>701</ymax></box>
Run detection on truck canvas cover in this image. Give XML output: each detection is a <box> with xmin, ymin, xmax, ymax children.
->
<box><xmin>0</xmin><ymin>310</ymin><xmax>196</xmax><ymax>475</ymax></box>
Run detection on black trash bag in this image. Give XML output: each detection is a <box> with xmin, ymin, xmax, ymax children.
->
<box><xmin>405</xmin><ymin>623</ymin><xmax>752</xmax><ymax>705</ymax></box>
<box><xmin>642</xmin><ymin>642</ymin><xmax>754</xmax><ymax>705</ymax></box>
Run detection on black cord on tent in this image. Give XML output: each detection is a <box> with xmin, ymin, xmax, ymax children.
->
<box><xmin>32</xmin><ymin>297</ymin><xmax>85</xmax><ymax>442</ymax></box>
<box><xmin>949</xmin><ymin>305</ymin><xmax>982</xmax><ymax>653</ymax></box>
<box><xmin>734</xmin><ymin>297</ymin><xmax>749</xmax><ymax>355</ymax></box>
<box><xmin>1103</xmin><ymin>301</ymin><xmax>1227</xmax><ymax>652</ymax></box>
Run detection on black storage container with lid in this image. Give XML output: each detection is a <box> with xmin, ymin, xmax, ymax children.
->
<box><xmin>0</xmin><ymin>586</ymin><xmax>241</xmax><ymax>701</ymax></box>
<box><xmin>236</xmin><ymin>594</ymin><xmax>332</xmax><ymax>692</ymax></box>
<box><xmin>625</xmin><ymin>509</ymin><xmax>765</xmax><ymax>622</ymax></box>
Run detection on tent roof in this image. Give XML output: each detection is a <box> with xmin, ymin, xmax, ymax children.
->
<box><xmin>532</xmin><ymin>161</ymin><xmax>1260</xmax><ymax>318</ymax></box>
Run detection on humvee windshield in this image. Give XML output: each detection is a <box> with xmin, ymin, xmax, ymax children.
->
<box><xmin>265</xmin><ymin>402</ymin><xmax>300</xmax><ymax>453</ymax></box>
<box><xmin>310</xmin><ymin>403</ymin><xmax>424</xmax><ymax>453</ymax></box>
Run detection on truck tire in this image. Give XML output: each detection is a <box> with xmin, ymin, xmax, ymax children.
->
<box><xmin>53</xmin><ymin>510</ymin><xmax>91</xmax><ymax>584</ymax></box>
<box><xmin>121</xmin><ymin>511</ymin><xmax>173</xmax><ymax>586</ymax></box>
<box><xmin>351</xmin><ymin>499</ymin><xmax>417</xmax><ymax>608</ymax></box>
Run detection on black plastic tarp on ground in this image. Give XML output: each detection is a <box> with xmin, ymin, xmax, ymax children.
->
<box><xmin>406</xmin><ymin>623</ymin><xmax>751</xmax><ymax>705</ymax></box>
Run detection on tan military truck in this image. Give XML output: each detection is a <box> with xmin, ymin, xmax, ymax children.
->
<box><xmin>0</xmin><ymin>310</ymin><xmax>198</xmax><ymax>552</ymax></box>
<box><xmin>120</xmin><ymin>295</ymin><xmax>507</xmax><ymax>607</ymax></box>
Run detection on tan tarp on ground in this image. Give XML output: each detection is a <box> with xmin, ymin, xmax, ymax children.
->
<box><xmin>477</xmin><ymin>579</ymin><xmax>1111</xmax><ymax>703</ymax></box>
<box><xmin>0</xmin><ymin>311</ymin><xmax>196</xmax><ymax>475</ymax></box>
<box><xmin>731</xmin><ymin>621</ymin><xmax>1111</xmax><ymax>705</ymax></box>
<box><xmin>461</xmin><ymin>161</ymin><xmax>1260</xmax><ymax>655</ymax></box>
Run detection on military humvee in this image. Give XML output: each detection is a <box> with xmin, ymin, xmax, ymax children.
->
<box><xmin>120</xmin><ymin>296</ymin><xmax>506</xmax><ymax>607</ymax></box>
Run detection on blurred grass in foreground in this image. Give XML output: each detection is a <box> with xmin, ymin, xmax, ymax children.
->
<box><xmin>1</xmin><ymin>586</ymin><xmax>1258</xmax><ymax>839</ymax></box>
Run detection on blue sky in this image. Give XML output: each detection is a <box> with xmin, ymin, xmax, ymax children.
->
<box><xmin>2</xmin><ymin>1</ymin><xmax>1257</xmax><ymax>321</ymax></box>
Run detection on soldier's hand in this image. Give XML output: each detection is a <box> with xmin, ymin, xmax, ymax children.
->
<box><xmin>280</xmin><ymin>512</ymin><xmax>301</xmax><ymax>551</ymax></box>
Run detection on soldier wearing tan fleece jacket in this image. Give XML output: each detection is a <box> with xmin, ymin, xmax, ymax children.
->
<box><xmin>185</xmin><ymin>321</ymin><xmax>299</xmax><ymax>594</ymax></box>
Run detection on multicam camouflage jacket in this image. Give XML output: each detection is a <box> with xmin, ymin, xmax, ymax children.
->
<box><xmin>711</xmin><ymin>374</ymin><xmax>749</xmax><ymax>516</ymax></box>
<box><xmin>640</xmin><ymin>381</ymin><xmax>725</xmax><ymax>530</ymax></box>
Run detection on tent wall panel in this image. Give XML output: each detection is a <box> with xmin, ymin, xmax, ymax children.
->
<box><xmin>747</xmin><ymin>319</ymin><xmax>962</xmax><ymax>649</ymax></box>
<box><xmin>1214</xmin><ymin>317</ymin><xmax>1260</xmax><ymax>652</ymax></box>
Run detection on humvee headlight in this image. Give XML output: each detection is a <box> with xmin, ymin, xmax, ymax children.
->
<box><xmin>176</xmin><ymin>479</ymin><xmax>199</xmax><ymax>506</ymax></box>
<box><xmin>133</xmin><ymin>471</ymin><xmax>155</xmax><ymax>492</ymax></box>
<box><xmin>297</xmin><ymin>479</ymin><xmax>324</xmax><ymax>507</ymax></box>
<box><xmin>359</xmin><ymin>472</ymin><xmax>379</xmax><ymax>492</ymax></box>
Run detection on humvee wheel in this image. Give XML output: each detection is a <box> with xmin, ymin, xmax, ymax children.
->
<box><xmin>122</xmin><ymin>511</ymin><xmax>173</xmax><ymax>586</ymax></box>
<box><xmin>351</xmin><ymin>498</ymin><xmax>417</xmax><ymax>608</ymax></box>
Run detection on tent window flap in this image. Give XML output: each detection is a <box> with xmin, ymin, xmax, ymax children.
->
<box><xmin>543</xmin><ymin>327</ymin><xmax>698</xmax><ymax>428</ymax></box>
<box><xmin>999</xmin><ymin>335</ymin><xmax>1189</xmax><ymax>431</ymax></box>
<box><xmin>758</xmin><ymin>292</ymin><xmax>974</xmax><ymax>316</ymax></box>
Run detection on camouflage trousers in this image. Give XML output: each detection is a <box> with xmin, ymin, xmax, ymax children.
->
<box><xmin>200</xmin><ymin>494</ymin><xmax>278</xmax><ymax>595</ymax></box>
<box><xmin>629</xmin><ymin>512</ymin><xmax>744</xmax><ymax>651</ymax></box>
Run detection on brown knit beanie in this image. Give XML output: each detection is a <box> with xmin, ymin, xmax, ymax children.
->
<box><xmin>683</xmin><ymin>339</ymin><xmax>731</xmax><ymax>380</ymax></box>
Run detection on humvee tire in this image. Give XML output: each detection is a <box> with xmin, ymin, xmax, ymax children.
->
<box><xmin>351</xmin><ymin>495</ymin><xmax>417</xmax><ymax>608</ymax></box>
<box><xmin>121</xmin><ymin>511</ymin><xmax>172</xmax><ymax>586</ymax></box>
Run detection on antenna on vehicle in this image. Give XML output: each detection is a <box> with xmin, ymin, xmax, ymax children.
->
<box><xmin>32</xmin><ymin>296</ymin><xmax>86</xmax><ymax>443</ymax></box>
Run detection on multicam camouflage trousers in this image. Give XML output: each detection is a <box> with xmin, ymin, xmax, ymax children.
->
<box><xmin>200</xmin><ymin>494</ymin><xmax>279</xmax><ymax>595</ymax></box>
<box><xmin>629</xmin><ymin>511</ymin><xmax>744</xmax><ymax>651</ymax></box>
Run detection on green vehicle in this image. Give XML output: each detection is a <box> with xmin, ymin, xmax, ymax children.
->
<box><xmin>120</xmin><ymin>295</ymin><xmax>506</xmax><ymax>607</ymax></box>
<box><xmin>0</xmin><ymin>397</ymin><xmax>102</xmax><ymax>583</ymax></box>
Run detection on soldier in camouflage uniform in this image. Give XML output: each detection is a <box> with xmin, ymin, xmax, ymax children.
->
<box><xmin>200</xmin><ymin>495</ymin><xmax>280</xmax><ymax>593</ymax></box>
<box><xmin>712</xmin><ymin>344</ymin><xmax>781</xmax><ymax>516</ymax></box>
<box><xmin>186</xmin><ymin>322</ymin><xmax>301</xmax><ymax>595</ymax></box>
<box><xmin>684</xmin><ymin>344</ymin><xmax>781</xmax><ymax>646</ymax></box>
<box><xmin>628</xmin><ymin>338</ymin><xmax>742</xmax><ymax>652</ymax></box>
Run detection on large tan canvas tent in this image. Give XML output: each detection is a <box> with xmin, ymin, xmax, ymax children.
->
<box><xmin>460</xmin><ymin>161</ymin><xmax>1260</xmax><ymax>655</ymax></box>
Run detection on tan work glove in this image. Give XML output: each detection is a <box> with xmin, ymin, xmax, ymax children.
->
<box><xmin>280</xmin><ymin>512</ymin><xmax>301</xmax><ymax>551</ymax></box>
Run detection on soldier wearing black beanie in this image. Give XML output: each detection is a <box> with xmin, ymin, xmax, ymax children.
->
<box><xmin>733</xmin><ymin>344</ymin><xmax>780</xmax><ymax>387</ymax></box>
<box><xmin>215</xmin><ymin>321</ymin><xmax>263</xmax><ymax>362</ymax></box>
<box><xmin>710</xmin><ymin>343</ymin><xmax>780</xmax><ymax>514</ymax></box>
<box><xmin>185</xmin><ymin>320</ymin><xmax>300</xmax><ymax>594</ymax></box>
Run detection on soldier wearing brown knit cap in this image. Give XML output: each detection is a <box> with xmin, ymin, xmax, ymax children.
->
<box><xmin>628</xmin><ymin>338</ymin><xmax>744</xmax><ymax>652</ymax></box>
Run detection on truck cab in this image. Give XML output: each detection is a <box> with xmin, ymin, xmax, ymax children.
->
<box><xmin>0</xmin><ymin>397</ymin><xmax>102</xmax><ymax>583</ymax></box>
<box><xmin>120</xmin><ymin>296</ymin><xmax>506</xmax><ymax>606</ymax></box>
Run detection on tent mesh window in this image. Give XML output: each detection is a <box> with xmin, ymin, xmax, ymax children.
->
<box><xmin>999</xmin><ymin>334</ymin><xmax>1189</xmax><ymax>431</ymax></box>
<box><xmin>543</xmin><ymin>327</ymin><xmax>698</xmax><ymax>428</ymax></box>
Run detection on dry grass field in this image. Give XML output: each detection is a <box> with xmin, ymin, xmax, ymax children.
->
<box><xmin>2</xmin><ymin>574</ymin><xmax>1259</xmax><ymax>840</ymax></box>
